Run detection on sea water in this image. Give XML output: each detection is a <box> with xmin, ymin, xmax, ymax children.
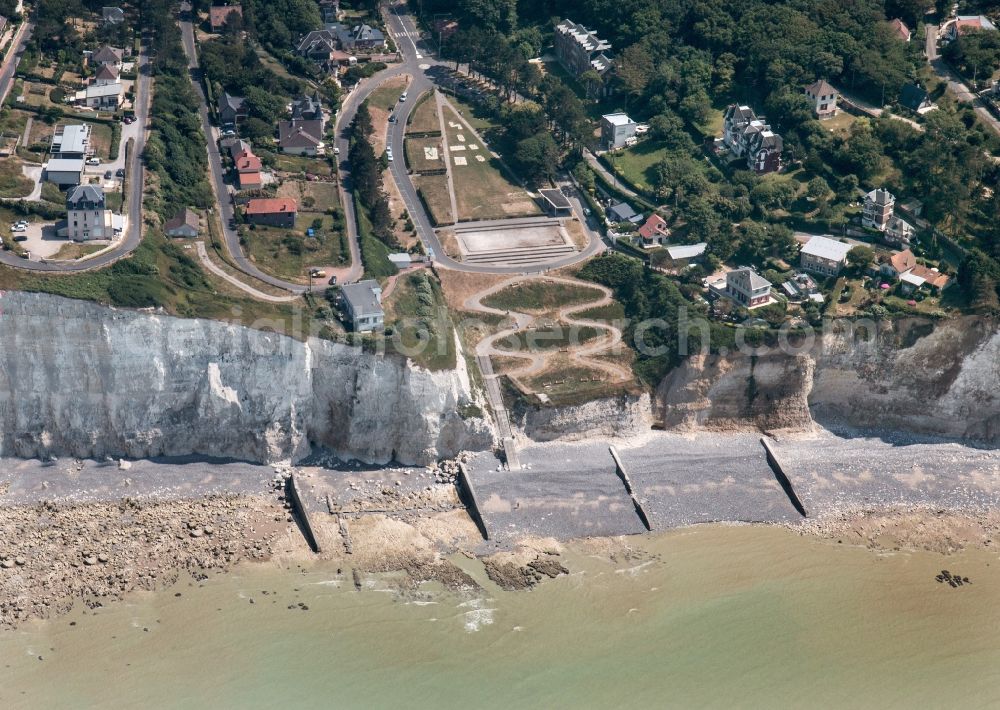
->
<box><xmin>2</xmin><ymin>525</ymin><xmax>999</xmax><ymax>709</ymax></box>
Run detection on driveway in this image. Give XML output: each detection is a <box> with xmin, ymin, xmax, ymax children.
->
<box><xmin>17</xmin><ymin>222</ymin><xmax>65</xmax><ymax>259</ymax></box>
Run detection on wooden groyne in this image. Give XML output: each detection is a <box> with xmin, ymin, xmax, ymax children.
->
<box><xmin>609</xmin><ymin>446</ymin><xmax>653</xmax><ymax>531</ymax></box>
<box><xmin>760</xmin><ymin>437</ymin><xmax>807</xmax><ymax>517</ymax></box>
<box><xmin>287</xmin><ymin>473</ymin><xmax>323</xmax><ymax>553</ymax></box>
<box><xmin>457</xmin><ymin>462</ymin><xmax>490</xmax><ymax>540</ymax></box>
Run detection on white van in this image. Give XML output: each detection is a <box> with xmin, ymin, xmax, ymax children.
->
<box><xmin>399</xmin><ymin>91</ymin><xmax>408</xmax><ymax>102</ymax></box>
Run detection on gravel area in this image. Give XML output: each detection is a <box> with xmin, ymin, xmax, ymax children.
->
<box><xmin>771</xmin><ymin>429</ymin><xmax>1000</xmax><ymax>517</ymax></box>
<box><xmin>466</xmin><ymin>442</ymin><xmax>647</xmax><ymax>546</ymax></box>
<box><xmin>616</xmin><ymin>433</ymin><xmax>802</xmax><ymax>528</ymax></box>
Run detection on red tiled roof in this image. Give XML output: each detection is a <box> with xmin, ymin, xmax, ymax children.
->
<box><xmin>909</xmin><ymin>264</ymin><xmax>950</xmax><ymax>289</ymax></box>
<box><xmin>889</xmin><ymin>18</ymin><xmax>910</xmax><ymax>41</ymax></box>
<box><xmin>238</xmin><ymin>171</ymin><xmax>262</xmax><ymax>188</ymax></box>
<box><xmin>245</xmin><ymin>197</ymin><xmax>296</xmax><ymax>215</ymax></box>
<box><xmin>235</xmin><ymin>154</ymin><xmax>262</xmax><ymax>172</ymax></box>
<box><xmin>890</xmin><ymin>249</ymin><xmax>916</xmax><ymax>274</ymax></box>
<box><xmin>638</xmin><ymin>214</ymin><xmax>668</xmax><ymax>240</ymax></box>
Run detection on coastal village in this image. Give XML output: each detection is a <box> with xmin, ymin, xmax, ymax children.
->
<box><xmin>0</xmin><ymin>2</ymin><xmax>996</xmax><ymax>682</ymax></box>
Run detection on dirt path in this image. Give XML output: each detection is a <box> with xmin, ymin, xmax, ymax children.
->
<box><xmin>464</xmin><ymin>275</ymin><xmax>632</xmax><ymax>392</ymax></box>
<box><xmin>433</xmin><ymin>90</ymin><xmax>459</xmax><ymax>224</ymax></box>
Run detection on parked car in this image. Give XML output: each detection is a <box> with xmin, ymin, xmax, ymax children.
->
<box><xmin>386</xmin><ymin>148</ymin><xmax>393</xmax><ymax>161</ymax></box>
<box><xmin>86</xmin><ymin>157</ymin><xmax>101</xmax><ymax>166</ymax></box>
<box><xmin>328</xmin><ymin>275</ymin><xmax>338</xmax><ymax>285</ymax></box>
<box><xmin>399</xmin><ymin>91</ymin><xmax>407</xmax><ymax>102</ymax></box>
<box><xmin>333</xmin><ymin>146</ymin><xmax>340</xmax><ymax>155</ymax></box>
<box><xmin>13</xmin><ymin>234</ymin><xmax>27</xmax><ymax>242</ymax></box>
<box><xmin>123</xmin><ymin>116</ymin><xmax>135</xmax><ymax>125</ymax></box>
<box><xmin>309</xmin><ymin>268</ymin><xmax>326</xmax><ymax>278</ymax></box>
<box><xmin>104</xmin><ymin>170</ymin><xmax>113</xmax><ymax>179</ymax></box>
<box><xmin>388</xmin><ymin>114</ymin><xmax>396</xmax><ymax>123</ymax></box>
<box><xmin>116</xmin><ymin>168</ymin><xmax>125</xmax><ymax>178</ymax></box>
<box><xmin>19</xmin><ymin>251</ymin><xmax>30</xmax><ymax>259</ymax></box>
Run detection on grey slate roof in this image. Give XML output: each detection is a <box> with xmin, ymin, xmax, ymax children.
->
<box><xmin>67</xmin><ymin>184</ymin><xmax>105</xmax><ymax>209</ymax></box>
<box><xmin>342</xmin><ymin>280</ymin><xmax>384</xmax><ymax>318</ymax></box>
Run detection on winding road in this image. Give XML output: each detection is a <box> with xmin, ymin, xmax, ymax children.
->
<box><xmin>0</xmin><ymin>20</ymin><xmax>152</xmax><ymax>272</ymax></box>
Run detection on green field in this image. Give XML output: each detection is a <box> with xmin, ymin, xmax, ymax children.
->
<box><xmin>0</xmin><ymin>157</ymin><xmax>33</xmax><ymax>198</ymax></box>
<box><xmin>404</xmin><ymin>135</ymin><xmax>446</xmax><ymax>173</ymax></box>
<box><xmin>406</xmin><ymin>92</ymin><xmax>441</xmax><ymax>135</ymax></box>
<box><xmin>414</xmin><ymin>173</ymin><xmax>453</xmax><ymax>226</ymax></box>
<box><xmin>482</xmin><ymin>280</ymin><xmax>605</xmax><ymax>313</ymax></box>
<box><xmin>441</xmin><ymin>104</ymin><xmax>539</xmax><ymax>222</ymax></box>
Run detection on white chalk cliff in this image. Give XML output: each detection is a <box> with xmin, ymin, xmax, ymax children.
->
<box><xmin>0</xmin><ymin>293</ymin><xmax>492</xmax><ymax>464</ymax></box>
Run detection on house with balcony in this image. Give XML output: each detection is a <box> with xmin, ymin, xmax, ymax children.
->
<box><xmin>862</xmin><ymin>188</ymin><xmax>895</xmax><ymax>231</ymax></box>
<box><xmin>721</xmin><ymin>104</ymin><xmax>783</xmax><ymax>174</ymax></box>
<box><xmin>725</xmin><ymin>267</ymin><xmax>773</xmax><ymax>309</ymax></box>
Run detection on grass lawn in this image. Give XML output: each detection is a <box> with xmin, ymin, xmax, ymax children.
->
<box><xmin>0</xmin><ymin>157</ymin><xmax>33</xmax><ymax>197</ymax></box>
<box><xmin>406</xmin><ymin>91</ymin><xmax>441</xmax><ymax>134</ymax></box>
<box><xmin>243</xmin><ymin>210</ymin><xmax>350</xmax><ymax>284</ymax></box>
<box><xmin>404</xmin><ymin>135</ymin><xmax>445</xmax><ymax>173</ymax></box>
<box><xmin>367</xmin><ymin>77</ymin><xmax>408</xmax><ymax>112</ymax></box>
<box><xmin>105</xmin><ymin>190</ymin><xmax>123</xmax><ymax>212</ymax></box>
<box><xmin>574</xmin><ymin>301</ymin><xmax>626</xmax><ymax>322</ymax></box>
<box><xmin>822</xmin><ymin>112</ymin><xmax>858</xmax><ymax>134</ymax></box>
<box><xmin>50</xmin><ymin>242</ymin><xmax>104</xmax><ymax>260</ymax></box>
<box><xmin>519</xmin><ymin>358</ymin><xmax>635</xmax><ymax>407</ymax></box>
<box><xmin>444</xmin><ymin>95</ymin><xmax>497</xmax><ymax>133</ymax></box>
<box><xmin>496</xmin><ymin>324</ymin><xmax>604</xmax><ymax>352</ymax></box>
<box><xmin>269</xmin><ymin>152</ymin><xmax>333</xmax><ymax>177</ymax></box>
<box><xmin>414</xmin><ymin>173</ymin><xmax>453</xmax><ymax>226</ymax></box>
<box><xmin>384</xmin><ymin>270</ymin><xmax>456</xmax><ymax>370</ymax></box>
<box><xmin>482</xmin><ymin>280</ymin><xmax>604</xmax><ymax>313</ymax></box>
<box><xmin>84</xmin><ymin>121</ymin><xmax>114</xmax><ymax>159</ymax></box>
<box><xmin>441</xmin><ymin>104</ymin><xmax>539</xmax><ymax>221</ymax></box>
<box><xmin>611</xmin><ymin>141</ymin><xmax>669</xmax><ymax>193</ymax></box>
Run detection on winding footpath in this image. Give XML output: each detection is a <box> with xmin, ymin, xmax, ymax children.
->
<box><xmin>464</xmin><ymin>275</ymin><xmax>633</xmax><ymax>391</ymax></box>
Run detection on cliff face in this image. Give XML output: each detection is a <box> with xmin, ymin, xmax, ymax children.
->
<box><xmin>509</xmin><ymin>392</ymin><xmax>652</xmax><ymax>443</ymax></box>
<box><xmin>656</xmin><ymin>317</ymin><xmax>1000</xmax><ymax>445</ymax></box>
<box><xmin>0</xmin><ymin>293</ymin><xmax>492</xmax><ymax>464</ymax></box>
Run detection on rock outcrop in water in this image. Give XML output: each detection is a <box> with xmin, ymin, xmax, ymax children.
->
<box><xmin>656</xmin><ymin>317</ymin><xmax>1000</xmax><ymax>444</ymax></box>
<box><xmin>0</xmin><ymin>293</ymin><xmax>492</xmax><ymax>464</ymax></box>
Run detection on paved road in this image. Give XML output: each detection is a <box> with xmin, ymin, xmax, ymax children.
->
<box><xmin>383</xmin><ymin>4</ymin><xmax>604</xmax><ymax>274</ymax></box>
<box><xmin>194</xmin><ymin>241</ymin><xmax>298</xmax><ymax>302</ymax></box>
<box><xmin>0</xmin><ymin>27</ymin><xmax>152</xmax><ymax>272</ymax></box>
<box><xmin>0</xmin><ymin>18</ymin><xmax>31</xmax><ymax>106</ymax></box>
<box><xmin>925</xmin><ymin>23</ymin><xmax>1000</xmax><ymax>138</ymax></box>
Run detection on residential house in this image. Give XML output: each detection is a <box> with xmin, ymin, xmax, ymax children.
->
<box><xmin>601</xmin><ymin>112</ymin><xmax>637</xmax><ymax>150</ymax></box>
<box><xmin>721</xmin><ymin>104</ymin><xmax>783</xmax><ymax>174</ymax></box>
<box><xmin>862</xmin><ymin>188</ymin><xmax>895</xmax><ymax>231</ymax></box>
<box><xmin>71</xmin><ymin>82</ymin><xmax>123</xmax><ymax>110</ymax></box>
<box><xmin>889</xmin><ymin>18</ymin><xmax>911</xmax><ymax>41</ymax></box>
<box><xmin>799</xmin><ymin>235</ymin><xmax>853</xmax><ymax>277</ymax></box>
<box><xmin>91</xmin><ymin>46</ymin><xmax>123</xmax><ymax>68</ymax></box>
<box><xmin>51</xmin><ymin>124</ymin><xmax>91</xmax><ymax>159</ymax></box>
<box><xmin>92</xmin><ymin>63</ymin><xmax>119</xmax><ymax>87</ymax></box>
<box><xmin>296</xmin><ymin>29</ymin><xmax>339</xmax><ymax>63</ymax></box>
<box><xmin>885</xmin><ymin>214</ymin><xmax>915</xmax><ymax>246</ymax></box>
<box><xmin>903</xmin><ymin>264</ymin><xmax>950</xmax><ymax>293</ymax></box>
<box><xmin>781</xmin><ymin>272</ymin><xmax>820</xmax><ymax>302</ymax></box>
<box><xmin>65</xmin><ymin>185</ymin><xmax>114</xmax><ymax>240</ymax></box>
<box><xmin>804</xmin><ymin>79</ymin><xmax>839</xmax><ymax>119</ymax></box>
<box><xmin>44</xmin><ymin>158</ymin><xmax>84</xmax><ymax>186</ymax></box>
<box><xmin>538</xmin><ymin>189</ymin><xmax>572</xmax><ymax>217</ymax></box>
<box><xmin>277</xmin><ymin>121</ymin><xmax>324</xmax><ymax>156</ymax></box>
<box><xmin>877</xmin><ymin>248</ymin><xmax>950</xmax><ymax>293</ymax></box>
<box><xmin>233</xmin><ymin>145</ymin><xmax>263</xmax><ymax>189</ymax></box>
<box><xmin>725</xmin><ymin>267</ymin><xmax>773</xmax><ymax>308</ymax></box>
<box><xmin>607</xmin><ymin>202</ymin><xmax>642</xmax><ymax>225</ymax></box>
<box><xmin>900</xmin><ymin>84</ymin><xmax>936</xmax><ymax>114</ymax></box>
<box><xmin>209</xmin><ymin>5</ymin><xmax>243</xmax><ymax>32</ymax></box>
<box><xmin>218</xmin><ymin>92</ymin><xmax>248</xmax><ymax>128</ymax></box>
<box><xmin>163</xmin><ymin>208</ymin><xmax>200</xmax><ymax>238</ymax></box>
<box><xmin>637</xmin><ymin>213</ymin><xmax>670</xmax><ymax>247</ymax></box>
<box><xmin>945</xmin><ymin>15</ymin><xmax>998</xmax><ymax>42</ymax></box>
<box><xmin>341</xmin><ymin>280</ymin><xmax>384</xmax><ymax>332</ymax></box>
<box><xmin>665</xmin><ymin>242</ymin><xmax>707</xmax><ymax>267</ymax></box>
<box><xmin>332</xmin><ymin>23</ymin><xmax>386</xmax><ymax>52</ymax></box>
<box><xmin>318</xmin><ymin>0</ymin><xmax>340</xmax><ymax>23</ymax></box>
<box><xmin>291</xmin><ymin>93</ymin><xmax>324</xmax><ymax>122</ymax></box>
<box><xmin>244</xmin><ymin>198</ymin><xmax>297</xmax><ymax>228</ymax></box>
<box><xmin>102</xmin><ymin>7</ymin><xmax>125</xmax><ymax>25</ymax></box>
<box><xmin>554</xmin><ymin>20</ymin><xmax>613</xmax><ymax>79</ymax></box>
<box><xmin>879</xmin><ymin>248</ymin><xmax>917</xmax><ymax>280</ymax></box>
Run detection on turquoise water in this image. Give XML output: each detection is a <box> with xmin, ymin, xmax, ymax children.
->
<box><xmin>2</xmin><ymin>525</ymin><xmax>1000</xmax><ymax>709</ymax></box>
